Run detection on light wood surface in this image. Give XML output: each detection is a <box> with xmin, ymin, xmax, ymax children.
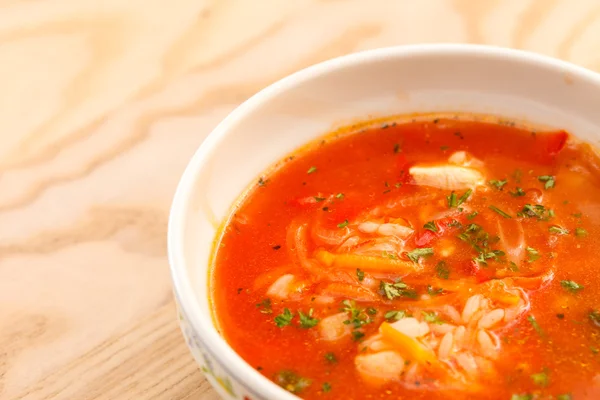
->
<box><xmin>1</xmin><ymin>1</ymin><xmax>600</xmax><ymax>399</ymax></box>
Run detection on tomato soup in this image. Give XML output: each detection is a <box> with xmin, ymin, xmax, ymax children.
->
<box><xmin>211</xmin><ymin>116</ymin><xmax>600</xmax><ymax>399</ymax></box>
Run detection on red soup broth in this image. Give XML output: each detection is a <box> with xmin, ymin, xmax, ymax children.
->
<box><xmin>211</xmin><ymin>116</ymin><xmax>600</xmax><ymax>400</ymax></box>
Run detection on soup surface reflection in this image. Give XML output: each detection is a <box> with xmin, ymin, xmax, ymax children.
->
<box><xmin>212</xmin><ymin>117</ymin><xmax>600</xmax><ymax>399</ymax></box>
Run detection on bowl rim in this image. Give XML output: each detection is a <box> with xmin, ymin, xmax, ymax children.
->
<box><xmin>167</xmin><ymin>43</ymin><xmax>600</xmax><ymax>399</ymax></box>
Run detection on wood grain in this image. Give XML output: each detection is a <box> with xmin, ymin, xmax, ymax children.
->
<box><xmin>1</xmin><ymin>0</ymin><xmax>599</xmax><ymax>399</ymax></box>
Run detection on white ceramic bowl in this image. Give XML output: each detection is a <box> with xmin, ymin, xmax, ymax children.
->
<box><xmin>168</xmin><ymin>44</ymin><xmax>600</xmax><ymax>400</ymax></box>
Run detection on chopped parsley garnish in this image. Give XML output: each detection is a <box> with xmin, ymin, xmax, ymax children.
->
<box><xmin>538</xmin><ymin>175</ymin><xmax>555</xmax><ymax>189</ymax></box>
<box><xmin>473</xmin><ymin>249</ymin><xmax>505</xmax><ymax>265</ymax></box>
<box><xmin>549</xmin><ymin>225</ymin><xmax>569</xmax><ymax>235</ymax></box>
<box><xmin>380</xmin><ymin>280</ymin><xmax>417</xmax><ymax>300</ymax></box>
<box><xmin>324</xmin><ymin>352</ymin><xmax>337</xmax><ymax>363</ymax></box>
<box><xmin>527</xmin><ymin>315</ymin><xmax>544</xmax><ymax>337</ymax></box>
<box><xmin>509</xmin><ymin>261</ymin><xmax>519</xmax><ymax>271</ymax></box>
<box><xmin>335</xmin><ymin>193</ymin><xmax>344</xmax><ymax>199</ymax></box>
<box><xmin>341</xmin><ymin>300</ymin><xmax>373</xmax><ymax>328</ymax></box>
<box><xmin>518</xmin><ymin>204</ymin><xmax>553</xmax><ymax>220</ymax></box>
<box><xmin>307</xmin><ymin>166</ymin><xmax>317</xmax><ymax>174</ymax></box>
<box><xmin>440</xmin><ymin>145</ymin><xmax>449</xmax><ymax>151</ymax></box>
<box><xmin>258</xmin><ymin>177</ymin><xmax>267</xmax><ymax>186</ymax></box>
<box><xmin>322</xmin><ymin>382</ymin><xmax>332</xmax><ymax>393</ymax></box>
<box><xmin>298</xmin><ymin>309</ymin><xmax>319</xmax><ymax>329</ymax></box>
<box><xmin>351</xmin><ymin>331</ymin><xmax>365</xmax><ymax>341</ymax></box>
<box><xmin>530</xmin><ymin>368</ymin><xmax>549</xmax><ymax>387</ymax></box>
<box><xmin>556</xmin><ymin>313</ymin><xmax>565</xmax><ymax>319</ymax></box>
<box><xmin>394</xmin><ymin>143</ymin><xmax>401</xmax><ymax>153</ymax></box>
<box><xmin>275</xmin><ymin>308</ymin><xmax>294</xmax><ymax>327</ymax></box>
<box><xmin>426</xmin><ymin>285</ymin><xmax>443</xmax><ymax>296</ymax></box>
<box><xmin>488</xmin><ymin>179</ymin><xmax>508</xmax><ymax>190</ymax></box>
<box><xmin>382</xmin><ymin>251</ymin><xmax>397</xmax><ymax>260</ymax></box>
<box><xmin>314</xmin><ymin>196</ymin><xmax>326</xmax><ymax>202</ymax></box>
<box><xmin>436</xmin><ymin>261</ymin><xmax>450</xmax><ymax>279</ymax></box>
<box><xmin>575</xmin><ymin>227</ymin><xmax>588</xmax><ymax>237</ymax></box>
<box><xmin>274</xmin><ymin>370</ymin><xmax>311</xmax><ymax>394</ymax></box>
<box><xmin>457</xmin><ymin>189</ymin><xmax>472</xmax><ymax>206</ymax></box>
<box><xmin>489</xmin><ymin>205</ymin><xmax>512</xmax><ymax>219</ymax></box>
<box><xmin>384</xmin><ymin>310</ymin><xmax>406</xmax><ymax>321</ymax></box>
<box><xmin>510</xmin><ymin>187</ymin><xmax>526</xmax><ymax>197</ymax></box>
<box><xmin>447</xmin><ymin>191</ymin><xmax>457</xmax><ymax>208</ymax></box>
<box><xmin>366</xmin><ymin>307</ymin><xmax>377</xmax><ymax>316</ymax></box>
<box><xmin>510</xmin><ymin>394</ymin><xmax>532</xmax><ymax>400</ymax></box>
<box><xmin>526</xmin><ymin>247</ymin><xmax>540</xmax><ymax>262</ymax></box>
<box><xmin>557</xmin><ymin>394</ymin><xmax>572</xmax><ymax>400</ymax></box>
<box><xmin>337</xmin><ymin>220</ymin><xmax>349</xmax><ymax>229</ymax></box>
<box><xmin>561</xmin><ymin>280</ymin><xmax>584</xmax><ymax>293</ymax></box>
<box><xmin>356</xmin><ymin>268</ymin><xmax>365</xmax><ymax>282</ymax></box>
<box><xmin>406</xmin><ymin>247</ymin><xmax>434</xmax><ymax>263</ymax></box>
<box><xmin>467</xmin><ymin>211</ymin><xmax>478</xmax><ymax>219</ymax></box>
<box><xmin>256</xmin><ymin>298</ymin><xmax>273</xmax><ymax>314</ymax></box>
<box><xmin>422</xmin><ymin>311</ymin><xmax>444</xmax><ymax>324</ymax></box>
<box><xmin>423</xmin><ymin>221</ymin><xmax>438</xmax><ymax>232</ymax></box>
<box><xmin>589</xmin><ymin>309</ymin><xmax>600</xmax><ymax>326</ymax></box>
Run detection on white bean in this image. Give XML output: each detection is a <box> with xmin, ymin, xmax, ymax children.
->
<box><xmin>444</xmin><ymin>305</ymin><xmax>462</xmax><ymax>324</ymax></box>
<box><xmin>453</xmin><ymin>326</ymin><xmax>466</xmax><ymax>350</ymax></box>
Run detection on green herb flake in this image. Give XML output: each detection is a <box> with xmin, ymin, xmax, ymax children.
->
<box><xmin>427</xmin><ymin>285</ymin><xmax>443</xmax><ymax>296</ymax></box>
<box><xmin>518</xmin><ymin>204</ymin><xmax>553</xmax><ymax>221</ymax></box>
<box><xmin>274</xmin><ymin>370</ymin><xmax>311</xmax><ymax>394</ymax></box>
<box><xmin>341</xmin><ymin>300</ymin><xmax>373</xmax><ymax>328</ymax></box>
<box><xmin>510</xmin><ymin>187</ymin><xmax>526</xmax><ymax>197</ymax></box>
<box><xmin>467</xmin><ymin>211</ymin><xmax>478</xmax><ymax>219</ymax></box>
<box><xmin>575</xmin><ymin>227</ymin><xmax>588</xmax><ymax>237</ymax></box>
<box><xmin>337</xmin><ymin>220</ymin><xmax>349</xmax><ymax>229</ymax></box>
<box><xmin>351</xmin><ymin>331</ymin><xmax>365</xmax><ymax>342</ymax></box>
<box><xmin>561</xmin><ymin>280</ymin><xmax>584</xmax><ymax>293</ymax></box>
<box><xmin>422</xmin><ymin>311</ymin><xmax>444</xmax><ymax>324</ymax></box>
<box><xmin>275</xmin><ymin>308</ymin><xmax>294</xmax><ymax>327</ymax></box>
<box><xmin>384</xmin><ymin>310</ymin><xmax>406</xmax><ymax>321</ymax></box>
<box><xmin>589</xmin><ymin>309</ymin><xmax>600</xmax><ymax>326</ymax></box>
<box><xmin>538</xmin><ymin>175</ymin><xmax>555</xmax><ymax>189</ymax></box>
<box><xmin>393</xmin><ymin>143</ymin><xmax>401</xmax><ymax>153</ymax></box>
<box><xmin>489</xmin><ymin>205</ymin><xmax>512</xmax><ymax>219</ymax></box>
<box><xmin>356</xmin><ymin>268</ymin><xmax>365</xmax><ymax>282</ymax></box>
<box><xmin>298</xmin><ymin>309</ymin><xmax>319</xmax><ymax>329</ymax></box>
<box><xmin>307</xmin><ymin>166</ymin><xmax>317</xmax><ymax>174</ymax></box>
<box><xmin>424</xmin><ymin>221</ymin><xmax>438</xmax><ymax>232</ymax></box>
<box><xmin>440</xmin><ymin>145</ymin><xmax>449</xmax><ymax>151</ymax></box>
<box><xmin>256</xmin><ymin>298</ymin><xmax>273</xmax><ymax>314</ymax></box>
<box><xmin>527</xmin><ymin>315</ymin><xmax>544</xmax><ymax>337</ymax></box>
<box><xmin>557</xmin><ymin>394</ymin><xmax>572</xmax><ymax>400</ymax></box>
<box><xmin>457</xmin><ymin>189</ymin><xmax>473</xmax><ymax>206</ymax></box>
<box><xmin>322</xmin><ymin>382</ymin><xmax>332</xmax><ymax>393</ymax></box>
<box><xmin>335</xmin><ymin>193</ymin><xmax>345</xmax><ymax>199</ymax></box>
<box><xmin>526</xmin><ymin>247</ymin><xmax>540</xmax><ymax>263</ymax></box>
<box><xmin>258</xmin><ymin>177</ymin><xmax>267</xmax><ymax>186</ymax></box>
<box><xmin>314</xmin><ymin>196</ymin><xmax>326</xmax><ymax>202</ymax></box>
<box><xmin>549</xmin><ymin>225</ymin><xmax>569</xmax><ymax>235</ymax></box>
<box><xmin>509</xmin><ymin>261</ymin><xmax>519</xmax><ymax>272</ymax></box>
<box><xmin>530</xmin><ymin>368</ymin><xmax>549</xmax><ymax>387</ymax></box>
<box><xmin>489</xmin><ymin>179</ymin><xmax>508</xmax><ymax>190</ymax></box>
<box><xmin>324</xmin><ymin>352</ymin><xmax>337</xmax><ymax>363</ymax></box>
<box><xmin>406</xmin><ymin>247</ymin><xmax>434</xmax><ymax>263</ymax></box>
<box><xmin>510</xmin><ymin>394</ymin><xmax>533</xmax><ymax>400</ymax></box>
<box><xmin>436</xmin><ymin>261</ymin><xmax>450</xmax><ymax>280</ymax></box>
<box><xmin>380</xmin><ymin>280</ymin><xmax>417</xmax><ymax>300</ymax></box>
<box><xmin>447</xmin><ymin>191</ymin><xmax>457</xmax><ymax>208</ymax></box>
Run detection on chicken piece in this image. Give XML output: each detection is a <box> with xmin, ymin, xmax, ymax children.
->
<box><xmin>409</xmin><ymin>165</ymin><xmax>485</xmax><ymax>190</ymax></box>
<box><xmin>318</xmin><ymin>312</ymin><xmax>352</xmax><ymax>341</ymax></box>
<box><xmin>355</xmin><ymin>351</ymin><xmax>405</xmax><ymax>385</ymax></box>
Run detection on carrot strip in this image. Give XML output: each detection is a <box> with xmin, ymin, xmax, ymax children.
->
<box><xmin>315</xmin><ymin>250</ymin><xmax>415</xmax><ymax>273</ymax></box>
<box><xmin>380</xmin><ymin>322</ymin><xmax>438</xmax><ymax>366</ymax></box>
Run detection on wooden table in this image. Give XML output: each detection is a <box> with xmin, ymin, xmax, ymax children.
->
<box><xmin>2</xmin><ymin>0</ymin><xmax>599</xmax><ymax>399</ymax></box>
